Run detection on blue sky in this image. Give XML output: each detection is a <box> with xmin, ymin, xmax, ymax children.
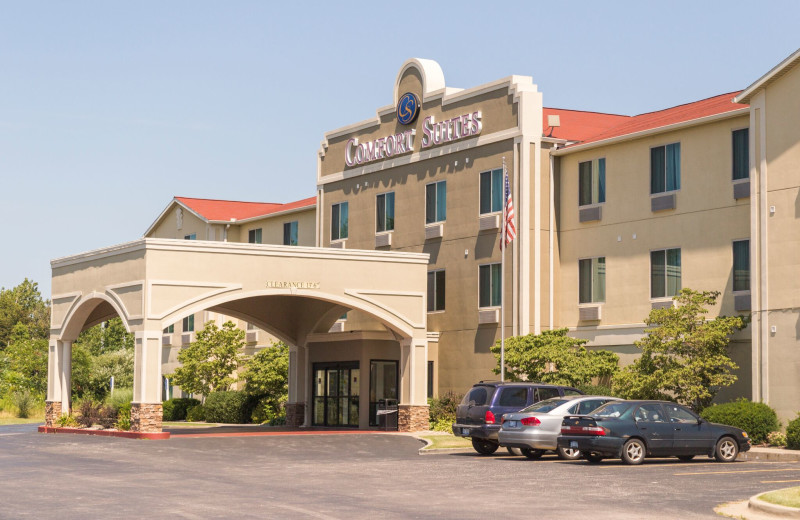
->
<box><xmin>1</xmin><ymin>1</ymin><xmax>798</xmax><ymax>298</ymax></box>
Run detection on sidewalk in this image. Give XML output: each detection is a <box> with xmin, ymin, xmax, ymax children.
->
<box><xmin>738</xmin><ymin>446</ymin><xmax>800</xmax><ymax>463</ymax></box>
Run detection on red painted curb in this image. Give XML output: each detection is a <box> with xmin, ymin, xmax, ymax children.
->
<box><xmin>171</xmin><ymin>430</ymin><xmax>386</xmax><ymax>439</ymax></box>
<box><xmin>38</xmin><ymin>426</ymin><xmax>170</xmax><ymax>440</ymax></box>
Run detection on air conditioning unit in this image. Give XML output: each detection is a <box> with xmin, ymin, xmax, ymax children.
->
<box><xmin>329</xmin><ymin>241</ymin><xmax>345</xmax><ymax>249</ymax></box>
<box><xmin>579</xmin><ymin>206</ymin><xmax>602</xmax><ymax>223</ymax></box>
<box><xmin>733</xmin><ymin>181</ymin><xmax>750</xmax><ymax>200</ymax></box>
<box><xmin>425</xmin><ymin>223</ymin><xmax>443</xmax><ymax>239</ymax></box>
<box><xmin>162</xmin><ymin>335</ymin><xmax>172</xmax><ymax>346</ymax></box>
<box><xmin>181</xmin><ymin>333</ymin><xmax>194</xmax><ymax>345</ymax></box>
<box><xmin>651</xmin><ymin>300</ymin><xmax>675</xmax><ymax>310</ymax></box>
<box><xmin>246</xmin><ymin>331</ymin><xmax>258</xmax><ymax>344</ymax></box>
<box><xmin>578</xmin><ymin>305</ymin><xmax>602</xmax><ymax>321</ymax></box>
<box><xmin>651</xmin><ymin>193</ymin><xmax>676</xmax><ymax>212</ymax></box>
<box><xmin>375</xmin><ymin>233</ymin><xmax>392</xmax><ymax>248</ymax></box>
<box><xmin>478</xmin><ymin>308</ymin><xmax>500</xmax><ymax>324</ymax></box>
<box><xmin>479</xmin><ymin>214</ymin><xmax>500</xmax><ymax>231</ymax></box>
<box><xmin>734</xmin><ymin>293</ymin><xmax>751</xmax><ymax>311</ymax></box>
<box><xmin>328</xmin><ymin>321</ymin><xmax>344</xmax><ymax>333</ymax></box>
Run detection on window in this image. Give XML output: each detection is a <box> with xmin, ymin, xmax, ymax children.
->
<box><xmin>534</xmin><ymin>387</ymin><xmax>561</xmax><ymax>402</ymax></box>
<box><xmin>579</xmin><ymin>158</ymin><xmax>606</xmax><ymax>206</ymax></box>
<box><xmin>426</xmin><ymin>181</ymin><xmax>447</xmax><ymax>224</ymax></box>
<box><xmin>184</xmin><ymin>233</ymin><xmax>196</xmax><ymax>240</ymax></box>
<box><xmin>331</xmin><ymin>202</ymin><xmax>348</xmax><ymax>241</ymax></box>
<box><xmin>498</xmin><ymin>387</ymin><xmax>528</xmax><ymax>408</ymax></box>
<box><xmin>283</xmin><ymin>221</ymin><xmax>298</xmax><ymax>246</ymax></box>
<box><xmin>246</xmin><ymin>322</ymin><xmax>255</xmax><ymax>331</ymax></box>
<box><xmin>376</xmin><ymin>192</ymin><xmax>395</xmax><ymax>233</ymax></box>
<box><xmin>427</xmin><ymin>361</ymin><xmax>434</xmax><ymax>399</ymax></box>
<box><xmin>651</xmin><ymin>248</ymin><xmax>681</xmax><ymax>298</ymax></box>
<box><xmin>479</xmin><ymin>168</ymin><xmax>503</xmax><ymax>214</ymax></box>
<box><xmin>733</xmin><ymin>240</ymin><xmax>750</xmax><ymax>292</ymax></box>
<box><xmin>733</xmin><ymin>128</ymin><xmax>749</xmax><ymax>181</ymax></box>
<box><xmin>635</xmin><ymin>404</ymin><xmax>667</xmax><ymax>422</ymax></box>
<box><xmin>163</xmin><ymin>324</ymin><xmax>174</xmax><ymax>334</ymax></box>
<box><xmin>663</xmin><ymin>403</ymin><xmax>698</xmax><ymax>423</ymax></box>
<box><xmin>462</xmin><ymin>386</ymin><xmax>490</xmax><ymax>406</ymax></box>
<box><xmin>248</xmin><ymin>228</ymin><xmax>262</xmax><ymax>244</ymax></box>
<box><xmin>479</xmin><ymin>263</ymin><xmax>501</xmax><ymax>307</ymax></box>
<box><xmin>650</xmin><ymin>143</ymin><xmax>680</xmax><ymax>194</ymax></box>
<box><xmin>182</xmin><ymin>314</ymin><xmax>194</xmax><ymax>332</ymax></box>
<box><xmin>579</xmin><ymin>257</ymin><xmax>606</xmax><ymax>304</ymax></box>
<box><xmin>427</xmin><ymin>270</ymin><xmax>445</xmax><ymax>312</ymax></box>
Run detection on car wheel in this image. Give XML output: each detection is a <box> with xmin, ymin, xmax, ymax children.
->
<box><xmin>520</xmin><ymin>448</ymin><xmax>544</xmax><ymax>460</ymax></box>
<box><xmin>714</xmin><ymin>437</ymin><xmax>739</xmax><ymax>462</ymax></box>
<box><xmin>557</xmin><ymin>447</ymin><xmax>582</xmax><ymax>460</ymax></box>
<box><xmin>621</xmin><ymin>438</ymin><xmax>646</xmax><ymax>465</ymax></box>
<box><xmin>677</xmin><ymin>455</ymin><xmax>694</xmax><ymax>462</ymax></box>
<box><xmin>472</xmin><ymin>438</ymin><xmax>499</xmax><ymax>455</ymax></box>
<box><xmin>582</xmin><ymin>452</ymin><xmax>603</xmax><ymax>463</ymax></box>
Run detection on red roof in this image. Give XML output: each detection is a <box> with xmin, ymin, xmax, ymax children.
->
<box><xmin>567</xmin><ymin>92</ymin><xmax>747</xmax><ymax>147</ymax></box>
<box><xmin>175</xmin><ymin>196</ymin><xmax>316</xmax><ymax>222</ymax></box>
<box><xmin>543</xmin><ymin>108</ymin><xmax>630</xmax><ymax>142</ymax></box>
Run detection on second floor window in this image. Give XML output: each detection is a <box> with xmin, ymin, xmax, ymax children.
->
<box><xmin>248</xmin><ymin>228</ymin><xmax>262</xmax><ymax>244</ymax></box>
<box><xmin>182</xmin><ymin>314</ymin><xmax>195</xmax><ymax>333</ymax></box>
<box><xmin>426</xmin><ymin>181</ymin><xmax>447</xmax><ymax>224</ymax></box>
<box><xmin>283</xmin><ymin>221</ymin><xmax>298</xmax><ymax>246</ymax></box>
<box><xmin>479</xmin><ymin>263</ymin><xmax>501</xmax><ymax>307</ymax></box>
<box><xmin>331</xmin><ymin>202</ymin><xmax>348</xmax><ymax>241</ymax></box>
<box><xmin>733</xmin><ymin>128</ymin><xmax>749</xmax><ymax>180</ymax></box>
<box><xmin>651</xmin><ymin>143</ymin><xmax>680</xmax><ymax>194</ymax></box>
<box><xmin>376</xmin><ymin>192</ymin><xmax>395</xmax><ymax>232</ymax></box>
<box><xmin>163</xmin><ymin>324</ymin><xmax>174</xmax><ymax>334</ymax></box>
<box><xmin>579</xmin><ymin>257</ymin><xmax>606</xmax><ymax>304</ymax></box>
<box><xmin>579</xmin><ymin>158</ymin><xmax>606</xmax><ymax>206</ymax></box>
<box><xmin>733</xmin><ymin>240</ymin><xmax>750</xmax><ymax>292</ymax></box>
<box><xmin>651</xmin><ymin>248</ymin><xmax>681</xmax><ymax>298</ymax></box>
<box><xmin>427</xmin><ymin>270</ymin><xmax>445</xmax><ymax>312</ymax></box>
<box><xmin>480</xmin><ymin>168</ymin><xmax>503</xmax><ymax>214</ymax></box>
<box><xmin>184</xmin><ymin>233</ymin><xmax>196</xmax><ymax>240</ymax></box>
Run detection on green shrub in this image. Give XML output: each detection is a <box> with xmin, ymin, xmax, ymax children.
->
<box><xmin>700</xmin><ymin>399</ymin><xmax>779</xmax><ymax>444</ymax></box>
<box><xmin>576</xmin><ymin>383</ymin><xmax>615</xmax><ymax>397</ymax></box>
<box><xmin>186</xmin><ymin>404</ymin><xmax>206</xmax><ymax>422</ymax></box>
<box><xmin>162</xmin><ymin>397</ymin><xmax>201</xmax><ymax>421</ymax></box>
<box><xmin>767</xmin><ymin>431</ymin><xmax>787</xmax><ymax>447</ymax></box>
<box><xmin>56</xmin><ymin>414</ymin><xmax>79</xmax><ymax>427</ymax></box>
<box><xmin>204</xmin><ymin>391</ymin><xmax>249</xmax><ymax>424</ymax></box>
<box><xmin>428</xmin><ymin>391</ymin><xmax>462</xmax><ymax>432</ymax></box>
<box><xmin>105</xmin><ymin>388</ymin><xmax>133</xmax><ymax>411</ymax></box>
<box><xmin>115</xmin><ymin>402</ymin><xmax>131</xmax><ymax>431</ymax></box>
<box><xmin>13</xmin><ymin>389</ymin><xmax>34</xmax><ymax>418</ymax></box>
<box><xmin>251</xmin><ymin>395</ymin><xmax>285</xmax><ymax>424</ymax></box>
<box><xmin>787</xmin><ymin>415</ymin><xmax>800</xmax><ymax>450</ymax></box>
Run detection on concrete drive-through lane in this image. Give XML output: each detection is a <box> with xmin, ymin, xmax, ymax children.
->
<box><xmin>2</xmin><ymin>424</ymin><xmax>797</xmax><ymax>519</ymax></box>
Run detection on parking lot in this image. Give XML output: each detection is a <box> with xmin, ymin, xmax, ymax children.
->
<box><xmin>1</xmin><ymin>424</ymin><xmax>797</xmax><ymax>519</ymax></box>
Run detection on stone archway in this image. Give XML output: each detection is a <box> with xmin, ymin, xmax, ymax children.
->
<box><xmin>48</xmin><ymin>239</ymin><xmax>430</xmax><ymax>432</ymax></box>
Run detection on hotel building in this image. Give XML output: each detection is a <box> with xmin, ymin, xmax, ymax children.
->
<box><xmin>46</xmin><ymin>49</ymin><xmax>800</xmax><ymax>432</ymax></box>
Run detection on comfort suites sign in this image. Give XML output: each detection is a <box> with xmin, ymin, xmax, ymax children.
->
<box><xmin>345</xmin><ymin>92</ymin><xmax>482</xmax><ymax>167</ymax></box>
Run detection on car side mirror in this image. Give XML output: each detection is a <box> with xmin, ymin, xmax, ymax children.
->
<box><xmin>697</xmin><ymin>418</ymin><xmax>704</xmax><ymax>424</ymax></box>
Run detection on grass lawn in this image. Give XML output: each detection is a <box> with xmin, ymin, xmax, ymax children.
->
<box><xmin>418</xmin><ymin>432</ymin><xmax>473</xmax><ymax>450</ymax></box>
<box><xmin>760</xmin><ymin>486</ymin><xmax>800</xmax><ymax>508</ymax></box>
<box><xmin>0</xmin><ymin>416</ymin><xmax>44</xmax><ymax>425</ymax></box>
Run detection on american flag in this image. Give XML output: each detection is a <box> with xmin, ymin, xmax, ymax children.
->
<box><xmin>502</xmin><ymin>167</ymin><xmax>516</xmax><ymax>249</ymax></box>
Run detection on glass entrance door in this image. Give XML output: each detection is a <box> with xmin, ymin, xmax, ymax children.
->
<box><xmin>312</xmin><ymin>362</ymin><xmax>359</xmax><ymax>427</ymax></box>
<box><xmin>369</xmin><ymin>360</ymin><xmax>398</xmax><ymax>426</ymax></box>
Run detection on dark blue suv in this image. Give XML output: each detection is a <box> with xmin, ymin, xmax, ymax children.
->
<box><xmin>452</xmin><ymin>381</ymin><xmax>583</xmax><ymax>454</ymax></box>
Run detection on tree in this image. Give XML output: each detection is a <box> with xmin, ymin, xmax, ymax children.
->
<box><xmin>74</xmin><ymin>317</ymin><xmax>134</xmax><ymax>356</ymax></box>
<box><xmin>0</xmin><ymin>323</ymin><xmax>48</xmax><ymax>397</ymax></box>
<box><xmin>612</xmin><ymin>289</ymin><xmax>747</xmax><ymax>411</ymax></box>
<box><xmin>240</xmin><ymin>342</ymin><xmax>289</xmax><ymax>420</ymax></box>
<box><xmin>68</xmin><ymin>318</ymin><xmax>135</xmax><ymax>400</ymax></box>
<box><xmin>490</xmin><ymin>328</ymin><xmax>619</xmax><ymax>387</ymax></box>
<box><xmin>0</xmin><ymin>279</ymin><xmax>50</xmax><ymax>348</ymax></box>
<box><xmin>168</xmin><ymin>321</ymin><xmax>244</xmax><ymax>399</ymax></box>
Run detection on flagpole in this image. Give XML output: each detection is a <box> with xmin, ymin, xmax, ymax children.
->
<box><xmin>501</xmin><ymin>156</ymin><xmax>506</xmax><ymax>383</ymax></box>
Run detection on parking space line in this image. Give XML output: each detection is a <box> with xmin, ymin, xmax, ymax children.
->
<box><xmin>676</xmin><ymin>468</ymin><xmax>800</xmax><ymax>476</ymax></box>
<box><xmin>761</xmin><ymin>479</ymin><xmax>800</xmax><ymax>483</ymax></box>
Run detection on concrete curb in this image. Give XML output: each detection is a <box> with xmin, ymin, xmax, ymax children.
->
<box><xmin>749</xmin><ymin>494</ymin><xmax>800</xmax><ymax>518</ymax></box>
<box><xmin>739</xmin><ymin>447</ymin><xmax>800</xmax><ymax>463</ymax></box>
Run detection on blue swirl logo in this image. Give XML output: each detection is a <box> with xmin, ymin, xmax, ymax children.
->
<box><xmin>397</xmin><ymin>92</ymin><xmax>420</xmax><ymax>125</ymax></box>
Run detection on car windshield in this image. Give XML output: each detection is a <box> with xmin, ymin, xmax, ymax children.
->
<box><xmin>461</xmin><ymin>386</ymin><xmax>495</xmax><ymax>406</ymax></box>
<box><xmin>520</xmin><ymin>398</ymin><xmax>568</xmax><ymax>414</ymax></box>
<box><xmin>592</xmin><ymin>402</ymin><xmax>630</xmax><ymax>418</ymax></box>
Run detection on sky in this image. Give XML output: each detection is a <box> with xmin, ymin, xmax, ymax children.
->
<box><xmin>1</xmin><ymin>1</ymin><xmax>798</xmax><ymax>298</ymax></box>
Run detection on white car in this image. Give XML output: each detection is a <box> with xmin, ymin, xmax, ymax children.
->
<box><xmin>498</xmin><ymin>395</ymin><xmax>622</xmax><ymax>460</ymax></box>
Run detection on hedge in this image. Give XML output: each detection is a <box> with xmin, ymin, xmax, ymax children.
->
<box><xmin>787</xmin><ymin>414</ymin><xmax>800</xmax><ymax>450</ymax></box>
<box><xmin>204</xmin><ymin>391</ymin><xmax>249</xmax><ymax>424</ymax></box>
<box><xmin>699</xmin><ymin>399</ymin><xmax>779</xmax><ymax>444</ymax></box>
<box><xmin>162</xmin><ymin>398</ymin><xmax>201</xmax><ymax>421</ymax></box>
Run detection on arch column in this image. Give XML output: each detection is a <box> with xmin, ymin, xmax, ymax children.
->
<box><xmin>286</xmin><ymin>344</ymin><xmax>307</xmax><ymax>427</ymax></box>
<box><xmin>45</xmin><ymin>339</ymin><xmax>71</xmax><ymax>427</ymax></box>
<box><xmin>397</xmin><ymin>336</ymin><xmax>429</xmax><ymax>431</ymax></box>
<box><xmin>131</xmin><ymin>330</ymin><xmax>164</xmax><ymax>433</ymax></box>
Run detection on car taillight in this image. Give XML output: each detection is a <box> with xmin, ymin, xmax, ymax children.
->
<box><xmin>485</xmin><ymin>410</ymin><xmax>496</xmax><ymax>424</ymax></box>
<box><xmin>561</xmin><ymin>425</ymin><xmax>607</xmax><ymax>436</ymax></box>
<box><xmin>521</xmin><ymin>416</ymin><xmax>541</xmax><ymax>426</ymax></box>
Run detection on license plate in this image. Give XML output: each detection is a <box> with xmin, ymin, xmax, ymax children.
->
<box><xmin>462</xmin><ymin>428</ymin><xmax>470</xmax><ymax>436</ymax></box>
<box><xmin>570</xmin><ymin>441</ymin><xmax>578</xmax><ymax>448</ymax></box>
<box><xmin>506</xmin><ymin>421</ymin><xmax>517</xmax><ymax>428</ymax></box>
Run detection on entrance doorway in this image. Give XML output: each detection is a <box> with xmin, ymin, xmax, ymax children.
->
<box><xmin>312</xmin><ymin>362</ymin><xmax>359</xmax><ymax>427</ymax></box>
<box><xmin>369</xmin><ymin>360</ymin><xmax>398</xmax><ymax>427</ymax></box>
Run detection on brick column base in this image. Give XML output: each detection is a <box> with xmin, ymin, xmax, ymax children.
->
<box><xmin>131</xmin><ymin>403</ymin><xmax>163</xmax><ymax>433</ymax></box>
<box><xmin>45</xmin><ymin>401</ymin><xmax>63</xmax><ymax>427</ymax></box>
<box><xmin>285</xmin><ymin>402</ymin><xmax>305</xmax><ymax>427</ymax></box>
<box><xmin>397</xmin><ymin>405</ymin><xmax>429</xmax><ymax>432</ymax></box>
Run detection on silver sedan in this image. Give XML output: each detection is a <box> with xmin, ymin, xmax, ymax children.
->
<box><xmin>498</xmin><ymin>395</ymin><xmax>622</xmax><ymax>460</ymax></box>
